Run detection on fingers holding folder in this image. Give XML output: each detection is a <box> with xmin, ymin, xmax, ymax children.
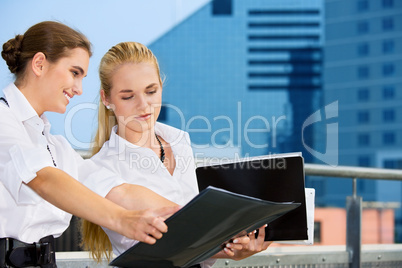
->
<box><xmin>216</xmin><ymin>224</ymin><xmax>271</xmax><ymax>260</ymax></box>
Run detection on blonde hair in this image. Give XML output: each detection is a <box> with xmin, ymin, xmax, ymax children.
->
<box><xmin>80</xmin><ymin>42</ymin><xmax>162</xmax><ymax>262</ymax></box>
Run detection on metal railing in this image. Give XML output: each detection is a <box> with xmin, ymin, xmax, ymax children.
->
<box><xmin>304</xmin><ymin>163</ymin><xmax>402</xmax><ymax>268</ymax></box>
<box><xmin>305</xmin><ymin>163</ymin><xmax>402</xmax><ymax>181</ymax></box>
<box><xmin>61</xmin><ymin>156</ymin><xmax>402</xmax><ymax>267</ymax></box>
<box><xmin>56</xmin><ymin>244</ymin><xmax>402</xmax><ymax>267</ymax></box>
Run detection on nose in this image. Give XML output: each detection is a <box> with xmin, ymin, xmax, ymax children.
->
<box><xmin>72</xmin><ymin>79</ymin><xmax>83</xmax><ymax>96</ymax></box>
<box><xmin>136</xmin><ymin>94</ymin><xmax>148</xmax><ymax>111</ymax></box>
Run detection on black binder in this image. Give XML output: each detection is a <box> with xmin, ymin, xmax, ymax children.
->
<box><xmin>196</xmin><ymin>153</ymin><xmax>308</xmax><ymax>241</ymax></box>
<box><xmin>110</xmin><ymin>186</ymin><xmax>300</xmax><ymax>268</ymax></box>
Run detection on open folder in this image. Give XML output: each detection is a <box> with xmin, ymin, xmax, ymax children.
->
<box><xmin>196</xmin><ymin>152</ymin><xmax>308</xmax><ymax>241</ymax></box>
<box><xmin>110</xmin><ymin>186</ymin><xmax>300</xmax><ymax>268</ymax></box>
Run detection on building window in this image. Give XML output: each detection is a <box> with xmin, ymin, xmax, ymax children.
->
<box><xmin>212</xmin><ymin>0</ymin><xmax>232</xmax><ymax>15</ymax></box>
<box><xmin>384</xmin><ymin>159</ymin><xmax>402</xmax><ymax>169</ymax></box>
<box><xmin>382</xmin><ymin>39</ymin><xmax>395</xmax><ymax>54</ymax></box>
<box><xmin>382</xmin><ymin>63</ymin><xmax>395</xmax><ymax>77</ymax></box>
<box><xmin>383</xmin><ymin>132</ymin><xmax>396</xmax><ymax>145</ymax></box>
<box><xmin>383</xmin><ymin>86</ymin><xmax>395</xmax><ymax>99</ymax></box>
<box><xmin>358</xmin><ymin>133</ymin><xmax>370</xmax><ymax>146</ymax></box>
<box><xmin>358</xmin><ymin>111</ymin><xmax>370</xmax><ymax>124</ymax></box>
<box><xmin>357</xmin><ymin>21</ymin><xmax>369</xmax><ymax>34</ymax></box>
<box><xmin>382</xmin><ymin>0</ymin><xmax>394</xmax><ymax>8</ymax></box>
<box><xmin>357</xmin><ymin>88</ymin><xmax>369</xmax><ymax>101</ymax></box>
<box><xmin>382</xmin><ymin>17</ymin><xmax>394</xmax><ymax>31</ymax></box>
<box><xmin>357</xmin><ymin>0</ymin><xmax>369</xmax><ymax>11</ymax></box>
<box><xmin>314</xmin><ymin>222</ymin><xmax>321</xmax><ymax>243</ymax></box>
<box><xmin>357</xmin><ymin>43</ymin><xmax>369</xmax><ymax>56</ymax></box>
<box><xmin>383</xmin><ymin>109</ymin><xmax>395</xmax><ymax>122</ymax></box>
<box><xmin>357</xmin><ymin>66</ymin><xmax>370</xmax><ymax>79</ymax></box>
<box><xmin>358</xmin><ymin>155</ymin><xmax>371</xmax><ymax>167</ymax></box>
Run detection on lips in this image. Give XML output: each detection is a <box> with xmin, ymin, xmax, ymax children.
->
<box><xmin>136</xmin><ymin>113</ymin><xmax>151</xmax><ymax>121</ymax></box>
<box><xmin>64</xmin><ymin>92</ymin><xmax>71</xmax><ymax>102</ymax></box>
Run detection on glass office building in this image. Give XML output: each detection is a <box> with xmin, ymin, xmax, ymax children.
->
<box><xmin>149</xmin><ymin>0</ymin><xmax>402</xmax><ymax>241</ymax></box>
<box><xmin>149</xmin><ymin>0</ymin><xmax>324</xmax><ymax>162</ymax></box>
<box><xmin>323</xmin><ymin>0</ymin><xmax>402</xmax><ymax>241</ymax></box>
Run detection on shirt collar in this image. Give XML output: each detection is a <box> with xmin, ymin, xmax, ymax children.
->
<box><xmin>155</xmin><ymin>122</ymin><xmax>187</xmax><ymax>146</ymax></box>
<box><xmin>3</xmin><ymin>83</ymin><xmax>52</xmax><ymax>139</ymax></box>
<box><xmin>105</xmin><ymin>122</ymin><xmax>187</xmax><ymax>156</ymax></box>
<box><xmin>3</xmin><ymin>83</ymin><xmax>39</xmax><ymax>122</ymax></box>
<box><xmin>106</xmin><ymin>125</ymin><xmax>136</xmax><ymax>156</ymax></box>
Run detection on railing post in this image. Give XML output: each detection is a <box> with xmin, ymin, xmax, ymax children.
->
<box><xmin>346</xmin><ymin>178</ymin><xmax>362</xmax><ymax>268</ymax></box>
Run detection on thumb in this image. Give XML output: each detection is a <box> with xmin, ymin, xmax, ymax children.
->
<box><xmin>154</xmin><ymin>205</ymin><xmax>181</xmax><ymax>219</ymax></box>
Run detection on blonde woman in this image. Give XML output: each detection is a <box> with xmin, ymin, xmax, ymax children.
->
<box><xmin>81</xmin><ymin>42</ymin><xmax>271</xmax><ymax>267</ymax></box>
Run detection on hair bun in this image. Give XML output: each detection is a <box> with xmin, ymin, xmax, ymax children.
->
<box><xmin>1</xmin><ymin>34</ymin><xmax>24</xmax><ymax>73</ymax></box>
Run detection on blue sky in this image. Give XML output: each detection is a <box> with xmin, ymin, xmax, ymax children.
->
<box><xmin>0</xmin><ymin>0</ymin><xmax>210</xmax><ymax>148</ymax></box>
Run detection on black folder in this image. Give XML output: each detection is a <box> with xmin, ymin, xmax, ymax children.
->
<box><xmin>109</xmin><ymin>186</ymin><xmax>300</xmax><ymax>268</ymax></box>
<box><xmin>196</xmin><ymin>153</ymin><xmax>307</xmax><ymax>241</ymax></box>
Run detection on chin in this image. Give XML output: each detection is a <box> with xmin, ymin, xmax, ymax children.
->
<box><xmin>55</xmin><ymin>106</ymin><xmax>67</xmax><ymax>114</ymax></box>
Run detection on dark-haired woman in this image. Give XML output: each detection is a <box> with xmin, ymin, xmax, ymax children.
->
<box><xmin>0</xmin><ymin>21</ymin><xmax>177</xmax><ymax>268</ymax></box>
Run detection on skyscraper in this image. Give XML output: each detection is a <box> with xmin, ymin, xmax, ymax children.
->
<box><xmin>324</xmin><ymin>0</ymin><xmax>402</xmax><ymax>240</ymax></box>
<box><xmin>148</xmin><ymin>0</ymin><xmax>402</xmax><ymax>242</ymax></box>
<box><xmin>149</xmin><ymin>0</ymin><xmax>324</xmax><ymax>163</ymax></box>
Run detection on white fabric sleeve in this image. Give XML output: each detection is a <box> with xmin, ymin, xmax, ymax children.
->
<box><xmin>78</xmin><ymin>158</ymin><xmax>126</xmax><ymax>198</ymax></box>
<box><xmin>8</xmin><ymin>144</ymin><xmax>54</xmax><ymax>184</ymax></box>
<box><xmin>0</xmin><ymin>109</ymin><xmax>54</xmax><ymax>204</ymax></box>
<box><xmin>3</xmin><ymin>145</ymin><xmax>54</xmax><ymax>204</ymax></box>
<box><xmin>0</xmin><ymin>145</ymin><xmax>53</xmax><ymax>205</ymax></box>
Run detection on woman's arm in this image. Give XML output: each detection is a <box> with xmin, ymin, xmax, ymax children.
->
<box><xmin>29</xmin><ymin>167</ymin><xmax>179</xmax><ymax>244</ymax></box>
<box><xmin>105</xmin><ymin>183</ymin><xmax>177</xmax><ymax>210</ymax></box>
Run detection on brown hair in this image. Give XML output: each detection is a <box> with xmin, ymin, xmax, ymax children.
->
<box><xmin>1</xmin><ymin>21</ymin><xmax>92</xmax><ymax>84</ymax></box>
<box><xmin>81</xmin><ymin>42</ymin><xmax>162</xmax><ymax>262</ymax></box>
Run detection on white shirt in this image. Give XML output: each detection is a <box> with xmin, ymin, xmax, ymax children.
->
<box><xmin>90</xmin><ymin>123</ymin><xmax>215</xmax><ymax>267</ymax></box>
<box><xmin>0</xmin><ymin>83</ymin><xmax>122</xmax><ymax>243</ymax></box>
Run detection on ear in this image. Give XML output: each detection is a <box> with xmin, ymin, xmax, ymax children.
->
<box><xmin>100</xmin><ymin>90</ymin><xmax>110</xmax><ymax>107</ymax></box>
<box><xmin>31</xmin><ymin>52</ymin><xmax>47</xmax><ymax>77</ymax></box>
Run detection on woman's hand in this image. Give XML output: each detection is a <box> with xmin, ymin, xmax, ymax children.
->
<box><xmin>118</xmin><ymin>206</ymin><xmax>180</xmax><ymax>244</ymax></box>
<box><xmin>106</xmin><ymin>183</ymin><xmax>180</xmax><ymax>243</ymax></box>
<box><xmin>221</xmin><ymin>225</ymin><xmax>272</xmax><ymax>261</ymax></box>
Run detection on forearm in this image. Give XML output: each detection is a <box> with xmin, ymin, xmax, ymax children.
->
<box><xmin>28</xmin><ymin>167</ymin><xmax>179</xmax><ymax>244</ymax></box>
<box><xmin>106</xmin><ymin>183</ymin><xmax>177</xmax><ymax>210</ymax></box>
<box><xmin>29</xmin><ymin>167</ymin><xmax>126</xmax><ymax>233</ymax></box>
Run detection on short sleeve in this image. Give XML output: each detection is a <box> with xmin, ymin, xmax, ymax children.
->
<box><xmin>0</xmin><ymin>107</ymin><xmax>54</xmax><ymax>204</ymax></box>
<box><xmin>78</xmin><ymin>158</ymin><xmax>126</xmax><ymax>198</ymax></box>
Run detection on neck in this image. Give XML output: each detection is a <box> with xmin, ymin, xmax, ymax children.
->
<box><xmin>116</xmin><ymin>124</ymin><xmax>158</xmax><ymax>149</ymax></box>
<box><xmin>17</xmin><ymin>81</ymin><xmax>44</xmax><ymax>116</ymax></box>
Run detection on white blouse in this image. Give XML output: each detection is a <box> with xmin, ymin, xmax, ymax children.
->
<box><xmin>0</xmin><ymin>83</ymin><xmax>122</xmax><ymax>243</ymax></box>
<box><xmin>90</xmin><ymin>123</ymin><xmax>216</xmax><ymax>267</ymax></box>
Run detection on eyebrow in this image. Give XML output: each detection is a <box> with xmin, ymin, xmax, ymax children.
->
<box><xmin>118</xmin><ymin>83</ymin><xmax>159</xmax><ymax>93</ymax></box>
<box><xmin>72</xmin><ymin>66</ymin><xmax>86</xmax><ymax>77</ymax></box>
<box><xmin>146</xmin><ymin>83</ymin><xmax>158</xmax><ymax>89</ymax></box>
<box><xmin>119</xmin><ymin>89</ymin><xmax>133</xmax><ymax>93</ymax></box>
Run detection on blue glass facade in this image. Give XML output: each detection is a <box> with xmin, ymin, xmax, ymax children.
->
<box><xmin>149</xmin><ymin>0</ymin><xmax>323</xmax><ymax>162</ymax></box>
<box><xmin>149</xmin><ymin>0</ymin><xmax>402</xmax><ymax>242</ymax></box>
<box><xmin>324</xmin><ymin>0</ymin><xmax>402</xmax><ymax>241</ymax></box>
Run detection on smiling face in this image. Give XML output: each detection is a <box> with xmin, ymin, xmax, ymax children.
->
<box><xmin>37</xmin><ymin>48</ymin><xmax>89</xmax><ymax>114</ymax></box>
<box><xmin>102</xmin><ymin>62</ymin><xmax>162</xmax><ymax>140</ymax></box>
